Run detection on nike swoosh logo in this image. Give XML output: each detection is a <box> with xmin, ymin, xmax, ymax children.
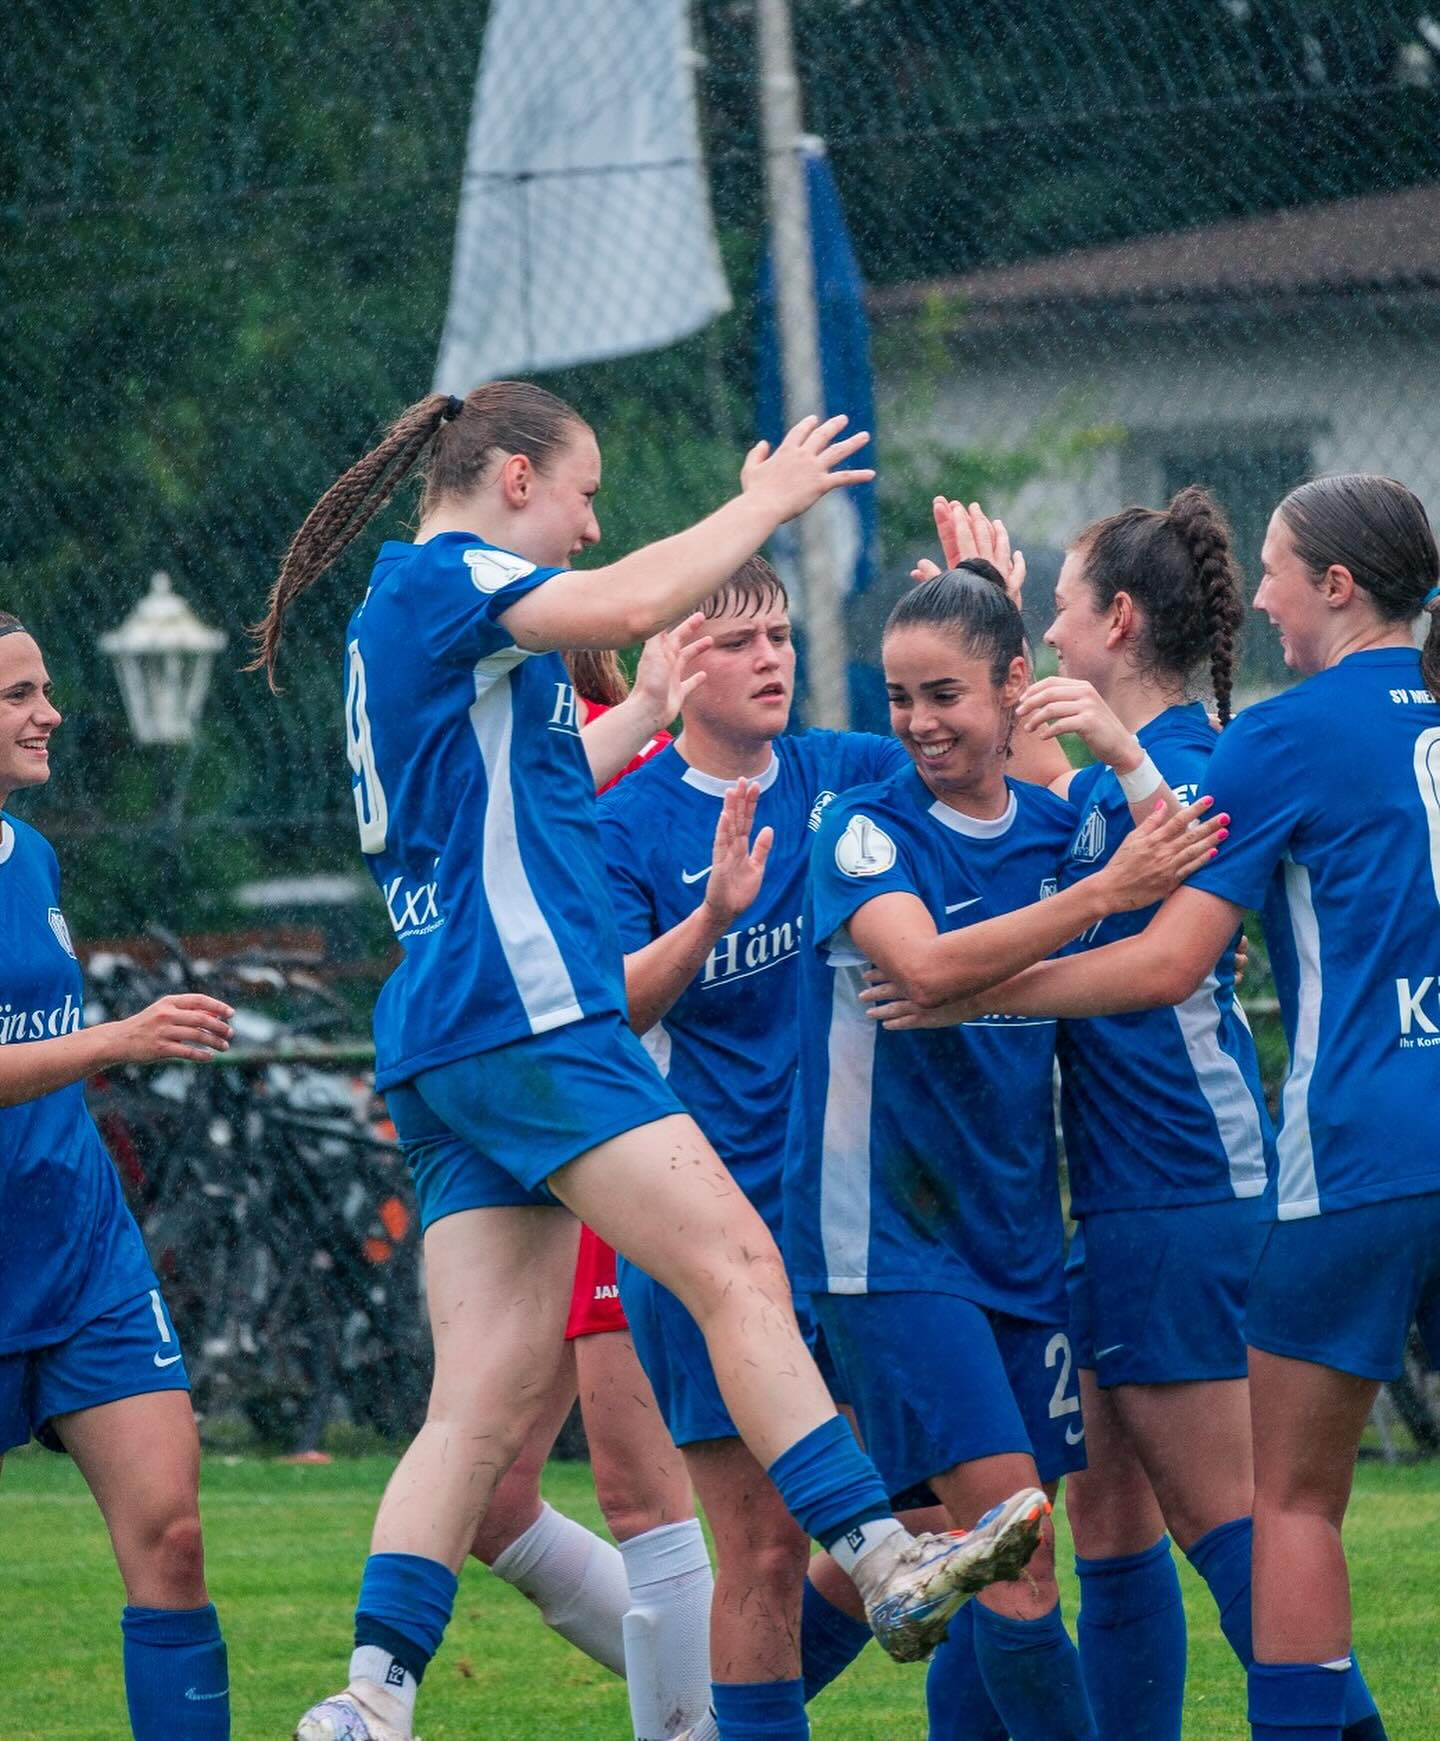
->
<box><xmin>1093</xmin><ymin>1343</ymin><xmax>1125</xmax><ymax>1359</ymax></box>
<box><xmin>1065</xmin><ymin>1422</ymin><xmax>1086</xmax><ymax>1445</ymax></box>
<box><xmin>944</xmin><ymin>897</ymin><xmax>982</xmax><ymax>914</ymax></box>
<box><xmin>153</xmin><ymin>1351</ymin><xmax>184</xmax><ymax>1368</ymax></box>
<box><xmin>185</xmin><ymin>1686</ymin><xmax>229</xmax><ymax>1702</ymax></box>
<box><xmin>681</xmin><ymin>866</ymin><xmax>712</xmax><ymax>884</ymax></box>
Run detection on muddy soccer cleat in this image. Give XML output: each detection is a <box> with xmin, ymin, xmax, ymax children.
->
<box><xmin>294</xmin><ymin>1684</ymin><xmax>414</xmax><ymax>1741</ymax></box>
<box><xmin>865</xmin><ymin>1487</ymin><xmax>1050</xmax><ymax>1663</ymax></box>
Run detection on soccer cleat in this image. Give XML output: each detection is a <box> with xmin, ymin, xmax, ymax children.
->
<box><xmin>294</xmin><ymin>1685</ymin><xmax>415</xmax><ymax>1741</ymax></box>
<box><xmin>865</xmin><ymin>1486</ymin><xmax>1050</xmax><ymax>1663</ymax></box>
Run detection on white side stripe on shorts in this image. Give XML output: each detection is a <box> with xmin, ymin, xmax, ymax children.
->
<box><xmin>469</xmin><ymin>652</ymin><xmax>582</xmax><ymax>1036</ymax></box>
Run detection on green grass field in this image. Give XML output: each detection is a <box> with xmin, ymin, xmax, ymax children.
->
<box><xmin>2</xmin><ymin>1452</ymin><xmax>1437</xmax><ymax>1740</ymax></box>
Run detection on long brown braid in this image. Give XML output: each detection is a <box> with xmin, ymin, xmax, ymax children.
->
<box><xmin>249</xmin><ymin>381</ymin><xmax>586</xmax><ymax>689</ymax></box>
<box><xmin>1167</xmin><ymin>486</ymin><xmax>1245</xmax><ymax>726</ymax></box>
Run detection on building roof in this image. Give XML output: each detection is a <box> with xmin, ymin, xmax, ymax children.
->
<box><xmin>871</xmin><ymin>182</ymin><xmax>1440</xmax><ymax>323</ymax></box>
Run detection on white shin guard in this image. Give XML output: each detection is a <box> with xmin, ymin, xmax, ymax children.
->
<box><xmin>619</xmin><ymin>1518</ymin><xmax>715</xmax><ymax>1741</ymax></box>
<box><xmin>489</xmin><ymin>1501</ymin><xmax>630</xmax><ymax>1676</ymax></box>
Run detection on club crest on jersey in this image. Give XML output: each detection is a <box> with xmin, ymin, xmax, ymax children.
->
<box><xmin>835</xmin><ymin>814</ymin><xmax>896</xmax><ymax>877</ymax></box>
<box><xmin>462</xmin><ymin>545</ymin><xmax>536</xmax><ymax>595</ymax></box>
<box><xmin>48</xmin><ymin>907</ymin><xmax>76</xmax><ymax>959</ymax></box>
<box><xmin>1039</xmin><ymin>877</ymin><xmax>1058</xmax><ymax>900</ymax></box>
<box><xmin>808</xmin><ymin>789</ymin><xmax>837</xmax><ymax>832</ymax></box>
<box><xmin>1070</xmin><ymin>808</ymin><xmax>1106</xmax><ymax>864</ymax></box>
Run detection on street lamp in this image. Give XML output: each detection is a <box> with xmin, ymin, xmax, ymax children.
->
<box><xmin>99</xmin><ymin>571</ymin><xmax>227</xmax><ymax>746</ymax></box>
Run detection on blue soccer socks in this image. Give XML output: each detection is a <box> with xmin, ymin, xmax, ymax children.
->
<box><xmin>1075</xmin><ymin>1537</ymin><xmax>1186</xmax><ymax>1740</ymax></box>
<box><xmin>1249</xmin><ymin>1661</ymin><xmax>1348</xmax><ymax>1740</ymax></box>
<box><xmin>351</xmin><ymin>1551</ymin><xmax>458</xmax><ymax>1720</ymax></box>
<box><xmin>712</xmin><ymin>1678</ymin><xmax>808</xmax><ymax>1739</ymax></box>
<box><xmin>121</xmin><ymin>1603</ymin><xmax>230</xmax><ymax>1740</ymax></box>
<box><xmin>766</xmin><ymin>1417</ymin><xmax>892</xmax><ymax>1552</ymax></box>
<box><xmin>971</xmin><ymin>1600</ymin><xmax>1096</xmax><ymax>1741</ymax></box>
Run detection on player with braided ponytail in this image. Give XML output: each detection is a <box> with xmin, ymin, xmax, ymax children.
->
<box><xmin>866</xmin><ymin>489</ymin><xmax>1384</xmax><ymax>1741</ymax></box>
<box><xmin>261</xmin><ymin>382</ymin><xmax>1065</xmax><ymax>1741</ymax></box>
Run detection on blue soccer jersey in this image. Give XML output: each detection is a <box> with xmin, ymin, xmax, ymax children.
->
<box><xmin>1056</xmin><ymin>703</ymin><xmax>1274</xmax><ymax>1214</ymax></box>
<box><xmin>785</xmin><ymin>768</ymin><xmax>1076</xmax><ymax>1321</ymax></box>
<box><xmin>1187</xmin><ymin>649</ymin><xmax>1440</xmax><ymax>1220</ymax></box>
<box><xmin>0</xmin><ymin>816</ymin><xmax>155</xmax><ymax>1353</ymax></box>
<box><xmin>596</xmin><ymin>729</ymin><xmax>907</xmax><ymax>1230</ymax></box>
<box><xmin>346</xmin><ymin>534</ymin><xmax>629</xmax><ymax>1091</ymax></box>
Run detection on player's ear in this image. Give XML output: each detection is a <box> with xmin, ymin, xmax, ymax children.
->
<box><xmin>499</xmin><ymin>451</ymin><xmax>534</xmax><ymax>509</ymax></box>
<box><xmin>1000</xmin><ymin>655</ymin><xmax>1028</xmax><ymax>706</ymax></box>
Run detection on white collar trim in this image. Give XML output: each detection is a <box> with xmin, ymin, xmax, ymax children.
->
<box><xmin>0</xmin><ymin>819</ymin><xmax>14</xmax><ymax>864</ymax></box>
<box><xmin>927</xmin><ymin>790</ymin><xmax>1017</xmax><ymax>839</ymax></box>
<box><xmin>681</xmin><ymin>746</ymin><xmax>779</xmax><ymax>797</ymax></box>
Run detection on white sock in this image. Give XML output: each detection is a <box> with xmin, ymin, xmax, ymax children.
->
<box><xmin>619</xmin><ymin>1518</ymin><xmax>715</xmax><ymax>1741</ymax></box>
<box><xmin>346</xmin><ymin>1650</ymin><xmax>417</xmax><ymax>1730</ymax></box>
<box><xmin>827</xmin><ymin>1517</ymin><xmax>909</xmax><ymax>1604</ymax></box>
<box><xmin>489</xmin><ymin>1501</ymin><xmax>630</xmax><ymax>1676</ymax></box>
<box><xmin>685</xmin><ymin>1712</ymin><xmax>720</xmax><ymax>1741</ymax></box>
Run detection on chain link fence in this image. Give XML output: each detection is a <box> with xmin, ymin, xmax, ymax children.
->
<box><xmin>7</xmin><ymin>1</ymin><xmax>1440</xmax><ymax>940</ymax></box>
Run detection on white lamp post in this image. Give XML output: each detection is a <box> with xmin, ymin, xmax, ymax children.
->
<box><xmin>100</xmin><ymin>571</ymin><xmax>227</xmax><ymax>746</ymax></box>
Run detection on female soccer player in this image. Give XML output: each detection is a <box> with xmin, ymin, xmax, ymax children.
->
<box><xmin>252</xmin><ymin>382</ymin><xmax>1052</xmax><ymax>1741</ymax></box>
<box><xmin>888</xmin><ymin>474</ymin><xmax>1439</xmax><ymax>1741</ymax></box>
<box><xmin>0</xmin><ymin>612</ymin><xmax>236</xmax><ymax>1739</ymax></box>
<box><xmin>474</xmin><ymin>631</ymin><xmax>714</xmax><ymax>1741</ymax></box>
<box><xmin>786</xmin><ymin>566</ymin><xmax>1224</xmax><ymax>1741</ymax></box>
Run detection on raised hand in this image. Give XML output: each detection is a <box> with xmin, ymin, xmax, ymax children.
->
<box><xmin>1098</xmin><ymin>797</ymin><xmax>1228</xmax><ymax>912</ymax></box>
<box><xmin>703</xmin><ymin>777</ymin><xmax>774</xmax><ymax>925</ymax></box>
<box><xmin>913</xmin><ymin>498</ymin><xmax>1027</xmax><ymax>609</ymax></box>
<box><xmin>117</xmin><ymin>993</ymin><xmax>234</xmax><ymax>1063</ymax></box>
<box><xmin>630</xmin><ymin>612</ymin><xmax>712</xmax><ymax>729</ymax></box>
<box><xmin>1015</xmin><ymin>676</ymin><xmax>1140</xmax><ymax>770</ymax></box>
<box><xmin>740</xmin><ymin>414</ymin><xmax>874</xmax><ymax>524</ymax></box>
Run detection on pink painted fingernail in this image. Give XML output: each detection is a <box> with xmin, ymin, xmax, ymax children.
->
<box><xmin>1216</xmin><ymin>828</ymin><xmax>1229</xmax><ymax>840</ymax></box>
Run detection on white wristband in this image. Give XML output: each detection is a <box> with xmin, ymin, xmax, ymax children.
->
<box><xmin>1116</xmin><ymin>751</ymin><xmax>1165</xmax><ymax>806</ymax></box>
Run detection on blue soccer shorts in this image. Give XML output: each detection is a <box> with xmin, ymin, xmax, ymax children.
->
<box><xmin>1067</xmin><ymin>1195</ymin><xmax>1267</xmax><ymax>1389</ymax></box>
<box><xmin>1245</xmin><ymin>1190</ymin><xmax>1440</xmax><ymax>1381</ymax></box>
<box><xmin>813</xmin><ymin>1290</ymin><xmax>1087</xmax><ymax>1493</ymax></box>
<box><xmin>0</xmin><ymin>1286</ymin><xmax>190</xmax><ymax>1455</ymax></box>
<box><xmin>619</xmin><ymin>1262</ymin><xmax>829</xmax><ymax>1448</ymax></box>
<box><xmin>386</xmin><ymin>1012</ymin><xmax>684</xmax><ymax>1228</ymax></box>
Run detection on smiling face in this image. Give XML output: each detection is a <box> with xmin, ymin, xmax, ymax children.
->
<box><xmin>883</xmin><ymin>623</ymin><xmax>1026</xmax><ymax>805</ymax></box>
<box><xmin>1254</xmin><ymin>510</ymin><xmax>1332</xmax><ymax>675</ymax></box>
<box><xmin>1044</xmin><ymin>549</ymin><xmax>1119</xmax><ymax>684</ymax></box>
<box><xmin>0</xmin><ymin>631</ymin><xmax>62</xmax><ymax>803</ymax></box>
<box><xmin>683</xmin><ymin>596</ymin><xmax>796</xmax><ymax>747</ymax></box>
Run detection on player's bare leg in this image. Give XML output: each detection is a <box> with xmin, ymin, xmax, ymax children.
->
<box><xmin>1247</xmin><ymin>1350</ymin><xmax>1378</xmax><ymax>1665</ymax></box>
<box><xmin>684</xmin><ymin>1437</ymin><xmax>809</xmax><ymax>1682</ymax></box>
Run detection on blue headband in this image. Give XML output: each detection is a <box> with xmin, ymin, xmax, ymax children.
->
<box><xmin>1424</xmin><ymin>585</ymin><xmax>1440</xmax><ymax>611</ymax></box>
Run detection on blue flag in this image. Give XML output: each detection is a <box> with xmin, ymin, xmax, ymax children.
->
<box><xmin>757</xmin><ymin>141</ymin><xmax>885</xmax><ymax>727</ymax></box>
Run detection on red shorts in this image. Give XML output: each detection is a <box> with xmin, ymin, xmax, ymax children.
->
<box><xmin>566</xmin><ymin>1224</ymin><xmax>629</xmax><ymax>1339</ymax></box>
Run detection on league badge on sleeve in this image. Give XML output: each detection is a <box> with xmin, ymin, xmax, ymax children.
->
<box><xmin>48</xmin><ymin>906</ymin><xmax>77</xmax><ymax>958</ymax></box>
<box><xmin>462</xmin><ymin>546</ymin><xmax>538</xmax><ymax>594</ymax></box>
<box><xmin>835</xmin><ymin>814</ymin><xmax>896</xmax><ymax>877</ymax></box>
